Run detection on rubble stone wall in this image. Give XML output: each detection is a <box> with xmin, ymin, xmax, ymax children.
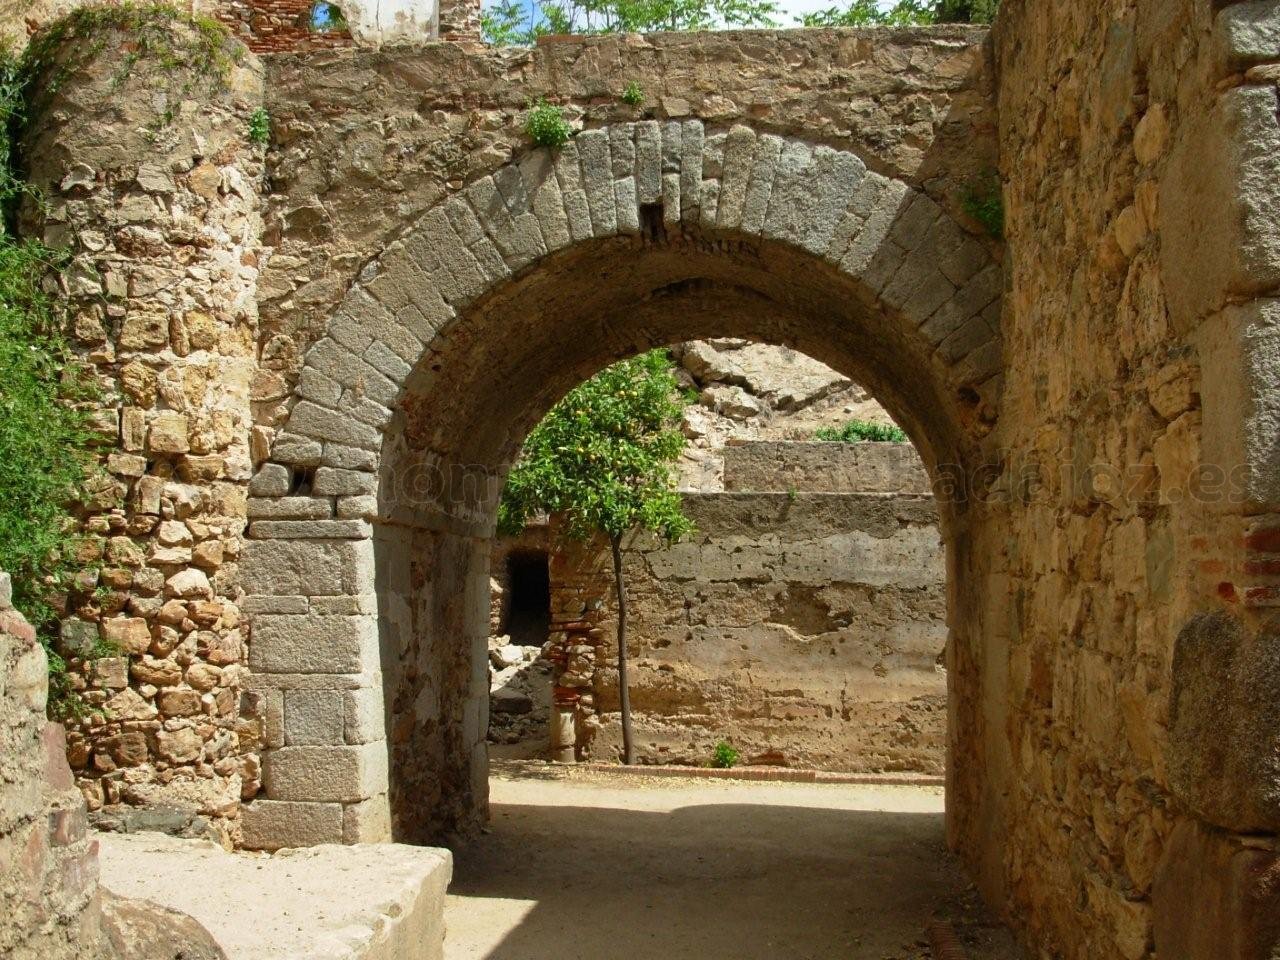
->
<box><xmin>21</xmin><ymin>24</ymin><xmax>266</xmax><ymax>845</ymax></box>
<box><xmin>0</xmin><ymin>573</ymin><xmax>105</xmax><ymax>960</ymax></box>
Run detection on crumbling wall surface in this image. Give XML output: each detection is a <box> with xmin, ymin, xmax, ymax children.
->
<box><xmin>209</xmin><ymin>0</ymin><xmax>356</xmax><ymax>53</ymax></box>
<box><xmin>990</xmin><ymin>1</ymin><xmax>1280</xmax><ymax>957</ymax></box>
<box><xmin>548</xmin><ymin>491</ymin><xmax>947</xmax><ymax>771</ymax></box>
<box><xmin>724</xmin><ymin>441</ymin><xmax>932</xmax><ymax>494</ymax></box>
<box><xmin>0</xmin><ymin>0</ymin><xmax>84</xmax><ymax>48</ymax></box>
<box><xmin>20</xmin><ymin>23</ymin><xmax>267</xmax><ymax>846</ymax></box>
<box><xmin>1</xmin><ymin>0</ymin><xmax>471</xmax><ymax>54</ymax></box>
<box><xmin>0</xmin><ymin>572</ymin><xmax>106</xmax><ymax>960</ymax></box>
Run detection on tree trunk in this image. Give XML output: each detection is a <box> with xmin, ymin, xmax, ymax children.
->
<box><xmin>611</xmin><ymin>534</ymin><xmax>634</xmax><ymax>765</ymax></box>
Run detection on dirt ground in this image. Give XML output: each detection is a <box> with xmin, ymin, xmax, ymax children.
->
<box><xmin>445</xmin><ymin>763</ymin><xmax>1022</xmax><ymax>960</ymax></box>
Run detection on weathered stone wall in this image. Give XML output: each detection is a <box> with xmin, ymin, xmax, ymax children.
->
<box><xmin>0</xmin><ymin>573</ymin><xmax>106</xmax><ymax>959</ymax></box>
<box><xmin>980</xmin><ymin>1</ymin><xmax>1280</xmax><ymax>956</ymax></box>
<box><xmin>554</xmin><ymin>491</ymin><xmax>947</xmax><ymax>771</ymax></box>
<box><xmin>252</xmin><ymin>27</ymin><xmax>1000</xmax><ymax>384</ymax></box>
<box><xmin>2</xmin><ymin>0</ymin><xmax>477</xmax><ymax>54</ymax></box>
<box><xmin>724</xmin><ymin>440</ymin><xmax>932</xmax><ymax>494</ymax></box>
<box><xmin>21</xmin><ymin>24</ymin><xmax>266</xmax><ymax>845</ymax></box>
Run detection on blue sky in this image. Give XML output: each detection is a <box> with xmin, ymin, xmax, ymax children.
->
<box><xmin>482</xmin><ymin>0</ymin><xmax>893</xmax><ymax>28</ymax></box>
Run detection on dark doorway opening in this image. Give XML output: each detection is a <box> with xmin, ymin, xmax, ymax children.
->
<box><xmin>504</xmin><ymin>551</ymin><xmax>551</xmax><ymax>647</ymax></box>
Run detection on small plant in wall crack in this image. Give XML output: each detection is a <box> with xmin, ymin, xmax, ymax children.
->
<box><xmin>524</xmin><ymin>98</ymin><xmax>572</xmax><ymax>148</ymax></box>
<box><xmin>248</xmin><ymin>107</ymin><xmax>271</xmax><ymax>146</ymax></box>
<box><xmin>711</xmin><ymin>741</ymin><xmax>741</xmax><ymax>769</ymax></box>
<box><xmin>961</xmin><ymin>172</ymin><xmax>1004</xmax><ymax>242</ymax></box>
<box><xmin>621</xmin><ymin>81</ymin><xmax>644</xmax><ymax>107</ymax></box>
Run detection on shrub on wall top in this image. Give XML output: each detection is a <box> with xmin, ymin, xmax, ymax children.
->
<box><xmin>814</xmin><ymin>420</ymin><xmax>908</xmax><ymax>443</ymax></box>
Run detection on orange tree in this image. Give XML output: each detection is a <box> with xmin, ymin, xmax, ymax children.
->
<box><xmin>498</xmin><ymin>350</ymin><xmax>693</xmax><ymax>763</ymax></box>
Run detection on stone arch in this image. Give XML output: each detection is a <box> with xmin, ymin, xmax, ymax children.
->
<box><xmin>239</xmin><ymin>121</ymin><xmax>1004</xmax><ymax>849</ymax></box>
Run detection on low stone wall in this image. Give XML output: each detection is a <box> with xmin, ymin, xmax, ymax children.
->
<box><xmin>0</xmin><ymin>573</ymin><xmax>106</xmax><ymax>959</ymax></box>
<box><xmin>723</xmin><ymin>440</ymin><xmax>932</xmax><ymax>495</ymax></box>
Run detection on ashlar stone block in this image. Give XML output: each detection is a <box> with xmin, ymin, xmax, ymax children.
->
<box><xmin>241</xmin><ymin>799</ymin><xmax>344</xmax><ymax>850</ymax></box>
<box><xmin>249</xmin><ymin>614</ymin><xmax>379</xmax><ymax>674</ymax></box>
<box><xmin>738</xmin><ymin>133</ymin><xmax>783</xmax><ymax>237</ymax></box>
<box><xmin>262</xmin><ymin>742</ymin><xmax>389</xmax><ymax>803</ymax></box>
<box><xmin>716</xmin><ymin>125</ymin><xmax>758</xmax><ymax>231</ymax></box>
<box><xmin>284</xmin><ymin>689</ymin><xmax>345</xmax><ymax>746</ymax></box>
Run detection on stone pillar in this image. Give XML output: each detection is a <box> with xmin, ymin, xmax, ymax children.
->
<box><xmin>0</xmin><ymin>572</ymin><xmax>106</xmax><ymax>959</ymax></box>
<box><xmin>549</xmin><ymin>705</ymin><xmax>575</xmax><ymax>763</ymax></box>
<box><xmin>22</xmin><ymin>15</ymin><xmax>265</xmax><ymax>843</ymax></box>
<box><xmin>238</xmin><ymin>513</ymin><xmax>392</xmax><ymax>848</ymax></box>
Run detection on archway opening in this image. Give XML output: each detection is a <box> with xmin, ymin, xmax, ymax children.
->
<box><xmin>369</xmin><ymin>225</ymin><xmax>993</xmax><ymax>848</ymax></box>
<box><xmin>246</xmin><ymin>127</ymin><xmax>1006</xmax><ymax>903</ymax></box>
<box><xmin>481</xmin><ymin>339</ymin><xmax>949</xmax><ymax>775</ymax></box>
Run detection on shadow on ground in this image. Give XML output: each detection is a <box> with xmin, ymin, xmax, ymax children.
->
<box><xmin>446</xmin><ymin>777</ymin><xmax>1018</xmax><ymax>960</ymax></box>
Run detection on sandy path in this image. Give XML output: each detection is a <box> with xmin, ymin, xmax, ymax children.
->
<box><xmin>445</xmin><ymin>765</ymin><xmax>1019</xmax><ymax>960</ymax></box>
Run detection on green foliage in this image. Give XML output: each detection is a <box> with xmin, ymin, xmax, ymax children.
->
<box><xmin>935</xmin><ymin>0</ymin><xmax>999</xmax><ymax>22</ymax></box>
<box><xmin>524</xmin><ymin>98</ymin><xmax>573</xmax><ymax>148</ymax></box>
<box><xmin>499</xmin><ymin>350</ymin><xmax>693</xmax><ymax>545</ymax></box>
<box><xmin>621</xmin><ymin>81</ymin><xmax>645</xmax><ymax>107</ymax></box>
<box><xmin>0</xmin><ymin>239</ymin><xmax>100</xmax><ymax>717</ymax></box>
<box><xmin>248</xmin><ymin>107</ymin><xmax>271</xmax><ymax>146</ymax></box>
<box><xmin>799</xmin><ymin>0</ymin><xmax>997</xmax><ymax>27</ymax></box>
<box><xmin>0</xmin><ymin>45</ymin><xmax>32</xmax><ymax>221</ymax></box>
<box><xmin>482</xmin><ymin>0</ymin><xmax>535</xmax><ymax>44</ymax></box>
<box><xmin>308</xmin><ymin>0</ymin><xmax>349</xmax><ymax>32</ymax></box>
<box><xmin>814</xmin><ymin>419</ymin><xmax>908</xmax><ymax>443</ymax></box>
<box><xmin>485</xmin><ymin>0</ymin><xmax>780</xmax><ymax>45</ymax></box>
<box><xmin>711</xmin><ymin>740</ymin><xmax>740</xmax><ymax>768</ymax></box>
<box><xmin>961</xmin><ymin>173</ymin><xmax>1004</xmax><ymax>241</ymax></box>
